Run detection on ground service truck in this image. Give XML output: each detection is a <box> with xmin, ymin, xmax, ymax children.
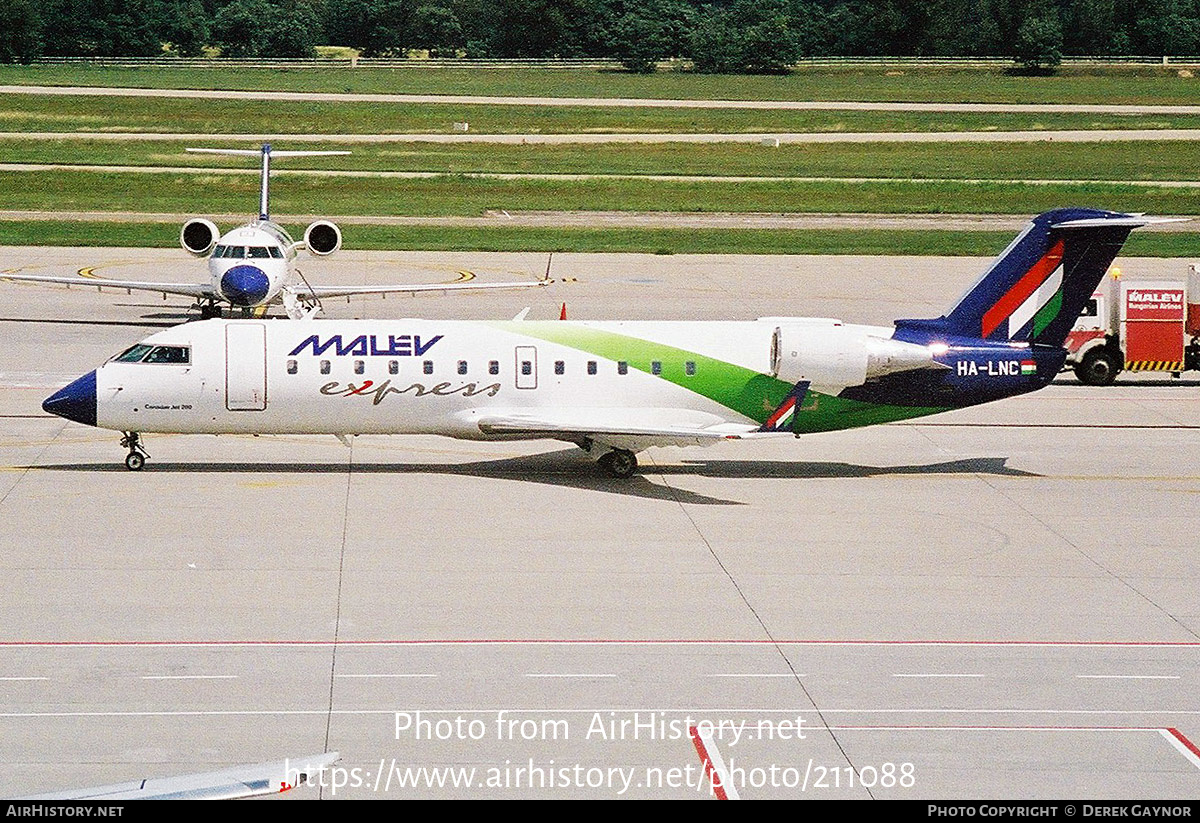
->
<box><xmin>1065</xmin><ymin>265</ymin><xmax>1200</xmax><ymax>385</ymax></box>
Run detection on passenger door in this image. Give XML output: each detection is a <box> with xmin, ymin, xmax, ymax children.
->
<box><xmin>226</xmin><ymin>324</ymin><xmax>267</xmax><ymax>411</ymax></box>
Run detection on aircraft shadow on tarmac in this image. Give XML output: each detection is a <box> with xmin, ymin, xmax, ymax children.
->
<box><xmin>35</xmin><ymin>453</ymin><xmax>1037</xmax><ymax>506</ymax></box>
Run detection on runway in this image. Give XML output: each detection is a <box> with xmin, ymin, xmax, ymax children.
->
<box><xmin>0</xmin><ymin>249</ymin><xmax>1198</xmax><ymax>798</ymax></box>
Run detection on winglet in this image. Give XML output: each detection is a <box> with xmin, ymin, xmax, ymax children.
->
<box><xmin>758</xmin><ymin>381</ymin><xmax>810</xmax><ymax>435</ymax></box>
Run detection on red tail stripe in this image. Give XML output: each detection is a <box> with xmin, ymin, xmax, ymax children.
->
<box><xmin>981</xmin><ymin>239</ymin><xmax>1064</xmax><ymax>338</ymax></box>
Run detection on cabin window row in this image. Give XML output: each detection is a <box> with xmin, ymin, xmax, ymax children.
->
<box><xmin>285</xmin><ymin>359</ymin><xmax>699</xmax><ymax>376</ymax></box>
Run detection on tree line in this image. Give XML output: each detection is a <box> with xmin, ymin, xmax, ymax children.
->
<box><xmin>2</xmin><ymin>0</ymin><xmax>1199</xmax><ymax>72</ymax></box>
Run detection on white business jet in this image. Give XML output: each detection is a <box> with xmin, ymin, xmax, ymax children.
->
<box><xmin>42</xmin><ymin>209</ymin><xmax>1157</xmax><ymax>476</ymax></box>
<box><xmin>3</xmin><ymin>144</ymin><xmax>546</xmax><ymax>319</ymax></box>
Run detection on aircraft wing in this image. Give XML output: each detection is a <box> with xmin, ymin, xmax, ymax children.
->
<box><xmin>473</xmin><ymin>409</ymin><xmax>761</xmax><ymax>449</ymax></box>
<box><xmin>21</xmin><ymin>752</ymin><xmax>339</xmax><ymax>800</ymax></box>
<box><xmin>297</xmin><ymin>278</ymin><xmax>549</xmax><ymax>300</ymax></box>
<box><xmin>1</xmin><ymin>273</ymin><xmax>214</xmax><ymax>299</ymax></box>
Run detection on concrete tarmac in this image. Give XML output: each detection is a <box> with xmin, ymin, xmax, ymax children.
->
<box><xmin>0</xmin><ymin>248</ymin><xmax>1198</xmax><ymax>799</ymax></box>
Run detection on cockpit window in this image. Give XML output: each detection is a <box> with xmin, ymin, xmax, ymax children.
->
<box><xmin>143</xmin><ymin>346</ymin><xmax>190</xmax><ymax>364</ymax></box>
<box><xmin>219</xmin><ymin>246</ymin><xmax>245</xmax><ymax>259</ymax></box>
<box><xmin>112</xmin><ymin>344</ymin><xmax>189</xmax><ymax>364</ymax></box>
<box><xmin>248</xmin><ymin>246</ymin><xmax>271</xmax><ymax>259</ymax></box>
<box><xmin>269</xmin><ymin>247</ymin><xmax>283</xmax><ymax>258</ymax></box>
<box><xmin>113</xmin><ymin>344</ymin><xmax>153</xmax><ymax>363</ymax></box>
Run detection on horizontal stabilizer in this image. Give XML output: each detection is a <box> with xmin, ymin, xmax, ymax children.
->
<box><xmin>1050</xmin><ymin>216</ymin><xmax>1189</xmax><ymax>229</ymax></box>
<box><xmin>186</xmin><ymin>148</ymin><xmax>351</xmax><ymax>158</ymax></box>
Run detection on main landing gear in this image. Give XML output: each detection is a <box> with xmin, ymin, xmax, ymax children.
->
<box><xmin>198</xmin><ymin>301</ymin><xmax>222</xmax><ymax>320</ymax></box>
<box><xmin>597</xmin><ymin>448</ymin><xmax>638</xmax><ymax>479</ymax></box>
<box><xmin>120</xmin><ymin>432</ymin><xmax>149</xmax><ymax>471</ymax></box>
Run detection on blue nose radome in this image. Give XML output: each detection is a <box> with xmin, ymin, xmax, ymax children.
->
<box><xmin>220</xmin><ymin>264</ymin><xmax>270</xmax><ymax>307</ymax></box>
<box><xmin>43</xmin><ymin>370</ymin><xmax>97</xmax><ymax>427</ymax></box>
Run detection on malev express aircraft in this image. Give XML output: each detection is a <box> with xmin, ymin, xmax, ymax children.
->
<box><xmin>43</xmin><ymin>209</ymin><xmax>1155</xmax><ymax>476</ymax></box>
<box><xmin>2</xmin><ymin>145</ymin><xmax>544</xmax><ymax>319</ymax></box>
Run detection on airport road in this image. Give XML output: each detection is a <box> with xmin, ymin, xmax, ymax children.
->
<box><xmin>6</xmin><ymin>85</ymin><xmax>1200</xmax><ymax>116</ymax></box>
<box><xmin>0</xmin><ymin>249</ymin><xmax>1197</xmax><ymax>798</ymax></box>
<box><xmin>7</xmin><ymin>130</ymin><xmax>1200</xmax><ymax>144</ymax></box>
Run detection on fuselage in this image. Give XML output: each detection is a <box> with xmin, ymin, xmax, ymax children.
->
<box><xmin>206</xmin><ymin>222</ymin><xmax>296</xmax><ymax>308</ymax></box>
<box><xmin>46</xmin><ymin>317</ymin><xmax>1062</xmax><ymax>442</ymax></box>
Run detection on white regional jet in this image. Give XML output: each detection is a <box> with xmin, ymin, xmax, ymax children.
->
<box><xmin>42</xmin><ymin>209</ymin><xmax>1155</xmax><ymax>476</ymax></box>
<box><xmin>3</xmin><ymin>144</ymin><xmax>546</xmax><ymax>319</ymax></box>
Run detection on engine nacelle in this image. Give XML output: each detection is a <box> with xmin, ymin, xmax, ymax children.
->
<box><xmin>180</xmin><ymin>218</ymin><xmax>219</xmax><ymax>257</ymax></box>
<box><xmin>771</xmin><ymin>322</ymin><xmax>939</xmax><ymax>387</ymax></box>
<box><xmin>304</xmin><ymin>220</ymin><xmax>342</xmax><ymax>256</ymax></box>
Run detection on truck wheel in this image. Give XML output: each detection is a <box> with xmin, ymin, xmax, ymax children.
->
<box><xmin>1074</xmin><ymin>348</ymin><xmax>1121</xmax><ymax>386</ymax></box>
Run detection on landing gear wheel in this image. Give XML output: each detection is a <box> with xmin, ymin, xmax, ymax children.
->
<box><xmin>120</xmin><ymin>432</ymin><xmax>149</xmax><ymax>471</ymax></box>
<box><xmin>1074</xmin><ymin>348</ymin><xmax>1121</xmax><ymax>386</ymax></box>
<box><xmin>598</xmin><ymin>449</ymin><xmax>638</xmax><ymax>479</ymax></box>
<box><xmin>199</xmin><ymin>303</ymin><xmax>221</xmax><ymax>320</ymax></box>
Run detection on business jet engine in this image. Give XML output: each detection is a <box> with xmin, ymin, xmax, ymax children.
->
<box><xmin>180</xmin><ymin>218</ymin><xmax>220</xmax><ymax>257</ymax></box>
<box><xmin>304</xmin><ymin>220</ymin><xmax>342</xmax><ymax>256</ymax></box>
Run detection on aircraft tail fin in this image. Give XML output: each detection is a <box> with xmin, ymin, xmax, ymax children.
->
<box><xmin>896</xmin><ymin>209</ymin><xmax>1171</xmax><ymax>348</ymax></box>
<box><xmin>185</xmin><ymin>145</ymin><xmax>350</xmax><ymax>221</ymax></box>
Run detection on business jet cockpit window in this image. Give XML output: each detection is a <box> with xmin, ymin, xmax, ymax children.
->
<box><xmin>247</xmin><ymin>246</ymin><xmax>272</xmax><ymax>259</ymax></box>
<box><xmin>213</xmin><ymin>245</ymin><xmax>246</xmax><ymax>259</ymax></box>
<box><xmin>111</xmin><ymin>344</ymin><xmax>190</xmax><ymax>364</ymax></box>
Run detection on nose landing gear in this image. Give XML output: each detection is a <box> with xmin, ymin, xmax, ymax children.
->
<box><xmin>120</xmin><ymin>432</ymin><xmax>149</xmax><ymax>471</ymax></box>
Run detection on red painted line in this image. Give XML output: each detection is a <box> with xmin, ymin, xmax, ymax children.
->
<box><xmin>981</xmin><ymin>239</ymin><xmax>1064</xmax><ymax>338</ymax></box>
<box><xmin>689</xmin><ymin>725</ymin><xmax>728</xmax><ymax>801</ymax></box>
<box><xmin>824</xmin><ymin>725</ymin><xmax>1161</xmax><ymax>731</ymax></box>
<box><xmin>0</xmin><ymin>639</ymin><xmax>1199</xmax><ymax>647</ymax></box>
<box><xmin>1166</xmin><ymin>727</ymin><xmax>1200</xmax><ymax>759</ymax></box>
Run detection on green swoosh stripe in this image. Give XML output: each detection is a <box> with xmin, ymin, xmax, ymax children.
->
<box><xmin>492</xmin><ymin>322</ymin><xmax>948</xmax><ymax>433</ymax></box>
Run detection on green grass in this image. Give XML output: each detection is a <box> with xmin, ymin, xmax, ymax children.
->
<box><xmin>2</xmin><ymin>92</ymin><xmax>1199</xmax><ymax>135</ymax></box>
<box><xmin>3</xmin><ymin>169</ymin><xmax>1199</xmax><ymax>216</ymax></box>
<box><xmin>4</xmin><ymin>63</ymin><xmax>1200</xmax><ymax>105</ymax></box>
<box><xmin>3</xmin><ymin>220</ymin><xmax>1199</xmax><ymax>257</ymax></box>
<box><xmin>4</xmin><ymin>137</ymin><xmax>1200</xmax><ymax>182</ymax></box>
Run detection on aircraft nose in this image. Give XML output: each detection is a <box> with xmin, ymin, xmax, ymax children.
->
<box><xmin>43</xmin><ymin>370</ymin><xmax>97</xmax><ymax>427</ymax></box>
<box><xmin>220</xmin><ymin>264</ymin><xmax>270</xmax><ymax>306</ymax></box>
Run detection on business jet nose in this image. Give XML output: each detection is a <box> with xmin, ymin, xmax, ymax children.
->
<box><xmin>220</xmin><ymin>264</ymin><xmax>270</xmax><ymax>306</ymax></box>
<box><xmin>43</xmin><ymin>370</ymin><xmax>97</xmax><ymax>427</ymax></box>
